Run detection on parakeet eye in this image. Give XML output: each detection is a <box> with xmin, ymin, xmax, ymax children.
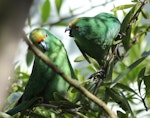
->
<box><xmin>45</xmin><ymin>34</ymin><xmax>48</xmax><ymax>37</ymax></box>
<box><xmin>75</xmin><ymin>26</ymin><xmax>80</xmax><ymax>31</ymax></box>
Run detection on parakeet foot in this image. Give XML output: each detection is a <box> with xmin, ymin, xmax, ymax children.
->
<box><xmin>88</xmin><ymin>67</ymin><xmax>106</xmax><ymax>80</ymax></box>
<box><xmin>118</xmin><ymin>32</ymin><xmax>126</xmax><ymax>39</ymax></box>
<box><xmin>88</xmin><ymin>68</ymin><xmax>106</xmax><ymax>95</ymax></box>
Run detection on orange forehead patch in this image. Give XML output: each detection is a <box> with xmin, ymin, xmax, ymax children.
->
<box><xmin>30</xmin><ymin>30</ymin><xmax>47</xmax><ymax>43</ymax></box>
<box><xmin>69</xmin><ymin>18</ymin><xmax>79</xmax><ymax>28</ymax></box>
<box><xmin>36</xmin><ymin>36</ymin><xmax>45</xmax><ymax>43</ymax></box>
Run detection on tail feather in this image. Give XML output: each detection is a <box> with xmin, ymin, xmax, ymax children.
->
<box><xmin>6</xmin><ymin>97</ymin><xmax>40</xmax><ymax>116</ymax></box>
<box><xmin>6</xmin><ymin>101</ymin><xmax>29</xmax><ymax>116</ymax></box>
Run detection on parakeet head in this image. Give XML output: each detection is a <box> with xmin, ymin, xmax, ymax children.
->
<box><xmin>30</xmin><ymin>28</ymin><xmax>49</xmax><ymax>51</ymax></box>
<box><xmin>65</xmin><ymin>17</ymin><xmax>93</xmax><ymax>39</ymax></box>
<box><xmin>65</xmin><ymin>18</ymin><xmax>81</xmax><ymax>37</ymax></box>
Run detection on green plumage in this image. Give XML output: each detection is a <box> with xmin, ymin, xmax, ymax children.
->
<box><xmin>6</xmin><ymin>28</ymin><xmax>76</xmax><ymax>115</ymax></box>
<box><xmin>66</xmin><ymin>13</ymin><xmax>121</xmax><ymax>66</ymax></box>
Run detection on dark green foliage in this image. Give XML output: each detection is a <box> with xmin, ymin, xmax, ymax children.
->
<box><xmin>3</xmin><ymin>0</ymin><xmax>150</xmax><ymax>118</ymax></box>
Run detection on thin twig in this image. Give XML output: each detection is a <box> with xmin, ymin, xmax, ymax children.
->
<box><xmin>42</xmin><ymin>0</ymin><xmax>116</xmax><ymax>27</ymax></box>
<box><xmin>38</xmin><ymin>103</ymin><xmax>88</xmax><ymax>118</ymax></box>
<box><xmin>36</xmin><ymin>103</ymin><xmax>59</xmax><ymax>109</ymax></box>
<box><xmin>22</xmin><ymin>31</ymin><xmax>118</xmax><ymax>118</ymax></box>
<box><xmin>64</xmin><ymin>109</ymin><xmax>88</xmax><ymax>118</ymax></box>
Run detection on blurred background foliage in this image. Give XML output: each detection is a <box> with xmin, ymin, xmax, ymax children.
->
<box><xmin>1</xmin><ymin>0</ymin><xmax>150</xmax><ymax>118</ymax></box>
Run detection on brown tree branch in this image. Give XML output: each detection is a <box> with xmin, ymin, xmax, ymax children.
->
<box><xmin>22</xmin><ymin>31</ymin><xmax>118</xmax><ymax>118</ymax></box>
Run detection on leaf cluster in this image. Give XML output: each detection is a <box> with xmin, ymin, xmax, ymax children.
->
<box><xmin>3</xmin><ymin>0</ymin><xmax>150</xmax><ymax>118</ymax></box>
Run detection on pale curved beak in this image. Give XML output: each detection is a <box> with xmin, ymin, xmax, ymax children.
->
<box><xmin>65</xmin><ymin>26</ymin><xmax>73</xmax><ymax>37</ymax></box>
<box><xmin>65</xmin><ymin>26</ymin><xmax>71</xmax><ymax>32</ymax></box>
<box><xmin>39</xmin><ymin>41</ymin><xmax>49</xmax><ymax>51</ymax></box>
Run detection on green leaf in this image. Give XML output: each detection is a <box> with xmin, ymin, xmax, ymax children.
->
<box><xmin>137</xmin><ymin>67</ymin><xmax>146</xmax><ymax>94</ymax></box>
<box><xmin>55</xmin><ymin>0</ymin><xmax>62</xmax><ymax>14</ymax></box>
<box><xmin>141</xmin><ymin>10</ymin><xmax>149</xmax><ymax>19</ymax></box>
<box><xmin>87</xmin><ymin>65</ymin><xmax>97</xmax><ymax>73</ymax></box>
<box><xmin>106</xmin><ymin>88</ymin><xmax>132</xmax><ymax>112</ymax></box>
<box><xmin>0</xmin><ymin>112</ymin><xmax>13</xmax><ymax>118</ymax></box>
<box><xmin>115</xmin><ymin>83</ymin><xmax>137</xmax><ymax>95</ymax></box>
<box><xmin>18</xmin><ymin>72</ymin><xmax>30</xmax><ymax>79</ymax></box>
<box><xmin>143</xmin><ymin>75</ymin><xmax>150</xmax><ymax>96</ymax></box>
<box><xmin>120</xmin><ymin>92</ymin><xmax>134</xmax><ymax>116</ymax></box>
<box><xmin>122</xmin><ymin>10</ymin><xmax>127</xmax><ymax>16</ymax></box>
<box><xmin>120</xmin><ymin>2</ymin><xmax>144</xmax><ymax>50</ymax></box>
<box><xmin>121</xmin><ymin>2</ymin><xmax>143</xmax><ymax>33</ymax></box>
<box><xmin>106</xmin><ymin>60</ymin><xmax>114</xmax><ymax>81</ymax></box>
<box><xmin>74</xmin><ymin>55</ymin><xmax>85</xmax><ymax>62</ymax></box>
<box><xmin>117</xmin><ymin>110</ymin><xmax>128</xmax><ymax>118</ymax></box>
<box><xmin>26</xmin><ymin>50</ymin><xmax>34</xmax><ymax>67</ymax></box>
<box><xmin>41</xmin><ymin>0</ymin><xmax>51</xmax><ymax>23</ymax></box>
<box><xmin>132</xmin><ymin>0</ymin><xmax>138</xmax><ymax>2</ymax></box>
<box><xmin>26</xmin><ymin>111</ymin><xmax>47</xmax><ymax>118</ymax></box>
<box><xmin>111</xmin><ymin>56</ymin><xmax>148</xmax><ymax>88</ymax></box>
<box><xmin>111</xmin><ymin>4</ymin><xmax>135</xmax><ymax>11</ymax></box>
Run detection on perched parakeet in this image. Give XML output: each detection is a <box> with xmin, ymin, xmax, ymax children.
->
<box><xmin>6</xmin><ymin>28</ymin><xmax>76</xmax><ymax>115</ymax></box>
<box><xmin>65</xmin><ymin>12</ymin><xmax>121</xmax><ymax>66</ymax></box>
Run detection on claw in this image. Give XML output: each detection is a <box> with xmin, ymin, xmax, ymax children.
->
<box><xmin>88</xmin><ymin>68</ymin><xmax>106</xmax><ymax>79</ymax></box>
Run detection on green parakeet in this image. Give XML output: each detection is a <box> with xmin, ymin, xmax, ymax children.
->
<box><xmin>65</xmin><ymin>12</ymin><xmax>121</xmax><ymax>67</ymax></box>
<box><xmin>6</xmin><ymin>28</ymin><xmax>76</xmax><ymax>115</ymax></box>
